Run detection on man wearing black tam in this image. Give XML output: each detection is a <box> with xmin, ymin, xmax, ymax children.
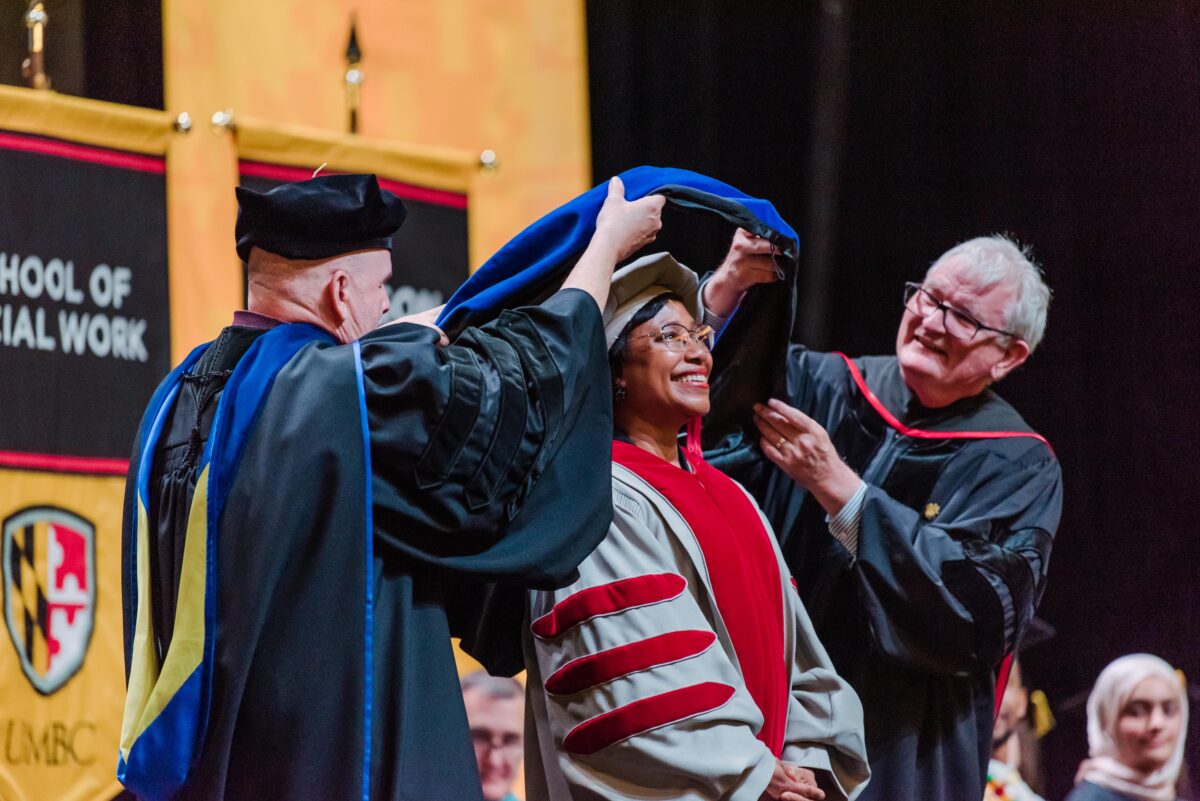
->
<box><xmin>233</xmin><ymin>172</ymin><xmax>408</xmax><ymax>262</ymax></box>
<box><xmin>117</xmin><ymin>174</ymin><xmax>665</xmax><ymax>801</ymax></box>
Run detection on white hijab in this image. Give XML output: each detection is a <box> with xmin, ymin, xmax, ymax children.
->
<box><xmin>1080</xmin><ymin>653</ymin><xmax>1189</xmax><ymax>801</ymax></box>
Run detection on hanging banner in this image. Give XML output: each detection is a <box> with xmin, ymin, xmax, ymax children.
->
<box><xmin>0</xmin><ymin>472</ymin><xmax>126</xmax><ymax>801</ymax></box>
<box><xmin>0</xmin><ymin>86</ymin><xmax>171</xmax><ymax>801</ymax></box>
<box><xmin>0</xmin><ymin>130</ymin><xmax>170</xmax><ymax>465</ymax></box>
<box><xmin>235</xmin><ymin>118</ymin><xmax>474</xmax><ymax>319</ymax></box>
<box><xmin>0</xmin><ymin>88</ymin><xmax>481</xmax><ymax>801</ymax></box>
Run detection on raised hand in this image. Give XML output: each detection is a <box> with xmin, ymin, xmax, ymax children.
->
<box><xmin>563</xmin><ymin>176</ymin><xmax>666</xmax><ymax>309</ymax></box>
<box><xmin>703</xmin><ymin>227</ymin><xmax>782</xmax><ymax>317</ymax></box>
<box><xmin>594</xmin><ymin>176</ymin><xmax>666</xmax><ymax>261</ymax></box>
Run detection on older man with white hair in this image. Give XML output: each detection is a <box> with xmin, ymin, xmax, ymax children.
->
<box><xmin>701</xmin><ymin>232</ymin><xmax>1063</xmax><ymax>801</ymax></box>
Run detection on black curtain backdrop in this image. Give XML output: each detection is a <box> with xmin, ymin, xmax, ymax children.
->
<box><xmin>81</xmin><ymin>0</ymin><xmax>162</xmax><ymax>109</ymax></box>
<box><xmin>588</xmin><ymin>2</ymin><xmax>1200</xmax><ymax>797</ymax></box>
<box><xmin>0</xmin><ymin>0</ymin><xmax>162</xmax><ymax>109</ymax></box>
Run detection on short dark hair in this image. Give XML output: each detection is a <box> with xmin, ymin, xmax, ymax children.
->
<box><xmin>607</xmin><ymin>291</ymin><xmax>682</xmax><ymax>378</ymax></box>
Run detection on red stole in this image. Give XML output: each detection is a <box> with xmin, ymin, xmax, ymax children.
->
<box><xmin>612</xmin><ymin>439</ymin><xmax>788</xmax><ymax>756</ymax></box>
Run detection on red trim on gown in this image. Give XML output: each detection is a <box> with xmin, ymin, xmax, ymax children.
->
<box><xmin>835</xmin><ymin>352</ymin><xmax>1047</xmax><ymax>713</ymax></box>
<box><xmin>612</xmin><ymin>439</ymin><xmax>789</xmax><ymax>756</ymax></box>
<box><xmin>835</xmin><ymin>352</ymin><xmax>1054</xmax><ymax>453</ymax></box>
<box><xmin>531</xmin><ymin>573</ymin><xmax>687</xmax><ymax>639</ymax></box>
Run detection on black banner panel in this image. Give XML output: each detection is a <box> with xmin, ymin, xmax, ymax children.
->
<box><xmin>0</xmin><ymin>131</ymin><xmax>170</xmax><ymax>471</ymax></box>
<box><xmin>239</xmin><ymin>163</ymin><xmax>469</xmax><ymax>322</ymax></box>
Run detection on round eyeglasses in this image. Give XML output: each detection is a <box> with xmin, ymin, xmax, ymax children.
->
<box><xmin>631</xmin><ymin>322</ymin><xmax>715</xmax><ymax>352</ymax></box>
<box><xmin>902</xmin><ymin>282</ymin><xmax>1021</xmax><ymax>342</ymax></box>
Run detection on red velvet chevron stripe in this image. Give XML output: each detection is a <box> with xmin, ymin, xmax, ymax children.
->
<box><xmin>545</xmin><ymin>630</ymin><xmax>717</xmax><ymax>696</ymax></box>
<box><xmin>531</xmin><ymin>573</ymin><xmax>686</xmax><ymax>640</ymax></box>
<box><xmin>563</xmin><ymin>682</ymin><xmax>737</xmax><ymax>755</ymax></box>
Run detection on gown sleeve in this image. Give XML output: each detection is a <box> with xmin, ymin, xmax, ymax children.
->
<box><xmin>851</xmin><ymin>444</ymin><xmax>1062</xmax><ymax>675</ymax></box>
<box><xmin>527</xmin><ymin>483</ymin><xmax>778</xmax><ymax>801</ymax></box>
<box><xmin>711</xmin><ymin>345</ymin><xmax>1063</xmax><ymax>677</ymax></box>
<box><xmin>360</xmin><ymin>287</ymin><xmax>612</xmax><ymax>585</ymax></box>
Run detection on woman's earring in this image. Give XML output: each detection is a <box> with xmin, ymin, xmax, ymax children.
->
<box><xmin>613</xmin><ymin>383</ymin><xmax>627</xmax><ymax>403</ymax></box>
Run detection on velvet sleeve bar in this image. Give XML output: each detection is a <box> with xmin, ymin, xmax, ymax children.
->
<box><xmin>360</xmin><ymin>288</ymin><xmax>613</xmax><ymax>586</ymax></box>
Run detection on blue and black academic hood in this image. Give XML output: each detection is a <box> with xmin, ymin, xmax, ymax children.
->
<box><xmin>437</xmin><ymin>165</ymin><xmax>799</xmax><ymax>334</ymax></box>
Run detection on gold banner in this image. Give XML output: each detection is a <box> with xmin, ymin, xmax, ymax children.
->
<box><xmin>0</xmin><ymin>90</ymin><xmax>168</xmax><ymax>801</ymax></box>
<box><xmin>235</xmin><ymin>116</ymin><xmax>477</xmax><ymax>195</ymax></box>
<box><xmin>0</xmin><ymin>470</ymin><xmax>126</xmax><ymax>801</ymax></box>
<box><xmin>0</xmin><ymin>86</ymin><xmax>172</xmax><ymax>156</ymax></box>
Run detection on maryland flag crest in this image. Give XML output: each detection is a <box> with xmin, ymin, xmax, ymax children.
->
<box><xmin>0</xmin><ymin>472</ymin><xmax>126</xmax><ymax>801</ymax></box>
<box><xmin>3</xmin><ymin>506</ymin><xmax>96</xmax><ymax>696</ymax></box>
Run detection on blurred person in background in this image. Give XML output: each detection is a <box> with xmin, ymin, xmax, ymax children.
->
<box><xmin>987</xmin><ymin>659</ymin><xmax>1046</xmax><ymax>801</ymax></box>
<box><xmin>462</xmin><ymin>672</ymin><xmax>526</xmax><ymax>801</ymax></box>
<box><xmin>1067</xmin><ymin>654</ymin><xmax>1189</xmax><ymax>801</ymax></box>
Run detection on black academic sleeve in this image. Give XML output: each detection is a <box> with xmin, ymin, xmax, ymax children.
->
<box><xmin>361</xmin><ymin>288</ymin><xmax>612</xmax><ymax>587</ymax></box>
<box><xmin>853</xmin><ymin>442</ymin><xmax>1062</xmax><ymax>675</ymax></box>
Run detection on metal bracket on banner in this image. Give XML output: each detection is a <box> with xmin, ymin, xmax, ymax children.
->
<box><xmin>211</xmin><ymin>109</ymin><xmax>236</xmax><ymax>135</ymax></box>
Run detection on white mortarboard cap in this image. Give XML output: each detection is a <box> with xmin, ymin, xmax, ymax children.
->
<box><xmin>602</xmin><ymin>252</ymin><xmax>699</xmax><ymax>348</ymax></box>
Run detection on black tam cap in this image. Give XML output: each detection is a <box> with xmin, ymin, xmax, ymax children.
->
<box><xmin>234</xmin><ymin>173</ymin><xmax>407</xmax><ymax>263</ymax></box>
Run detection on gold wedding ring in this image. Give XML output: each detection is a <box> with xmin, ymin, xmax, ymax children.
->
<box><xmin>776</xmin><ymin>437</ymin><xmax>787</xmax><ymax>449</ymax></box>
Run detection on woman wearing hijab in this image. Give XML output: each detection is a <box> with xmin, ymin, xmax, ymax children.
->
<box><xmin>522</xmin><ymin>254</ymin><xmax>870</xmax><ymax>801</ymax></box>
<box><xmin>1067</xmin><ymin>654</ymin><xmax>1189</xmax><ymax>801</ymax></box>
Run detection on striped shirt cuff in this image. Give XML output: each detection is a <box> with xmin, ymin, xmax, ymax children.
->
<box><xmin>696</xmin><ymin>277</ymin><xmax>732</xmax><ymax>335</ymax></box>
<box><xmin>827</xmin><ymin>480</ymin><xmax>868</xmax><ymax>558</ymax></box>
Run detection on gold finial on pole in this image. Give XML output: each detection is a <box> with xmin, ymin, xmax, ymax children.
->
<box><xmin>22</xmin><ymin>1</ymin><xmax>50</xmax><ymax>90</ymax></box>
<box><xmin>345</xmin><ymin>14</ymin><xmax>363</xmax><ymax>134</ymax></box>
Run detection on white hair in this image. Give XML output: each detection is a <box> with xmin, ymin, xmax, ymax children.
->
<box><xmin>927</xmin><ymin>234</ymin><xmax>1051</xmax><ymax>352</ymax></box>
<box><xmin>460</xmin><ymin>670</ymin><xmax>523</xmax><ymax>701</ymax></box>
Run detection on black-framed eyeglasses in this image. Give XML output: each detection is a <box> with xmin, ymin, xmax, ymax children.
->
<box><xmin>631</xmin><ymin>322</ymin><xmax>715</xmax><ymax>352</ymax></box>
<box><xmin>902</xmin><ymin>282</ymin><xmax>1021</xmax><ymax>342</ymax></box>
<box><xmin>470</xmin><ymin>728</ymin><xmax>522</xmax><ymax>755</ymax></box>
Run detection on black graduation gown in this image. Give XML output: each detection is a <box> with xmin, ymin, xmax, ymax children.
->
<box><xmin>707</xmin><ymin>348</ymin><xmax>1063</xmax><ymax>801</ymax></box>
<box><xmin>120</xmin><ymin>289</ymin><xmax>612</xmax><ymax>801</ymax></box>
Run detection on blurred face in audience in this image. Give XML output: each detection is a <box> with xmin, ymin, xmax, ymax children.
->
<box><xmin>1114</xmin><ymin>676</ymin><xmax>1184</xmax><ymax>773</ymax></box>
<box><xmin>463</xmin><ymin>687</ymin><xmax>524</xmax><ymax>800</ymax></box>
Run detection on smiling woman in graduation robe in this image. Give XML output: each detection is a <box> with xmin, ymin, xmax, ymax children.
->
<box><xmin>522</xmin><ymin>254</ymin><xmax>870</xmax><ymax>801</ymax></box>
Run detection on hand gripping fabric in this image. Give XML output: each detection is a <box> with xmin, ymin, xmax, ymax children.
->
<box><xmin>436</xmin><ymin>165</ymin><xmax>799</xmax><ymax>337</ymax></box>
